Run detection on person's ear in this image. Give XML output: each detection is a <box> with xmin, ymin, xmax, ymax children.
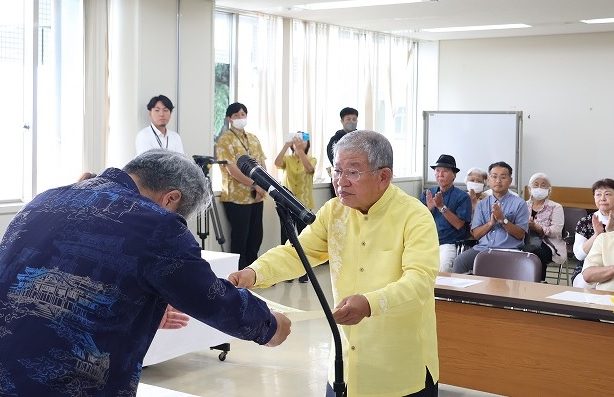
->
<box><xmin>161</xmin><ymin>189</ymin><xmax>182</xmax><ymax>212</ymax></box>
<box><xmin>379</xmin><ymin>168</ymin><xmax>393</xmax><ymax>184</ymax></box>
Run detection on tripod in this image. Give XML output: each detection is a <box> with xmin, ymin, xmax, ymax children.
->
<box><xmin>194</xmin><ymin>157</ymin><xmax>226</xmax><ymax>251</ymax></box>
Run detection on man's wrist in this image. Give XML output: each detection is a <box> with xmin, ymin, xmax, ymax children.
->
<box><xmin>438</xmin><ymin>205</ymin><xmax>448</xmax><ymax>214</ymax></box>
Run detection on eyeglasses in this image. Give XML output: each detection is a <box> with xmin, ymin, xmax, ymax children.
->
<box><xmin>594</xmin><ymin>191</ymin><xmax>614</xmax><ymax>199</ymax></box>
<box><xmin>488</xmin><ymin>174</ymin><xmax>510</xmax><ymax>181</ymax></box>
<box><xmin>332</xmin><ymin>167</ymin><xmax>386</xmax><ymax>182</ymax></box>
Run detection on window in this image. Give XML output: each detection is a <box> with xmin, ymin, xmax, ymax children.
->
<box><xmin>214</xmin><ymin>11</ymin><xmax>233</xmax><ymax>141</ymax></box>
<box><xmin>0</xmin><ymin>0</ymin><xmax>84</xmax><ymax>203</ymax></box>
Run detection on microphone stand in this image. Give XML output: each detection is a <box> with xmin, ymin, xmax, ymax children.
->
<box><xmin>274</xmin><ymin>201</ymin><xmax>347</xmax><ymax>397</ymax></box>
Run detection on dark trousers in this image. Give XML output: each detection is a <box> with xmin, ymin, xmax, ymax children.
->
<box><xmin>222</xmin><ymin>201</ymin><xmax>263</xmax><ymax>270</ymax></box>
<box><xmin>325</xmin><ymin>368</ymin><xmax>438</xmax><ymax>397</ymax></box>
<box><xmin>523</xmin><ymin>241</ymin><xmax>553</xmax><ymax>281</ymax></box>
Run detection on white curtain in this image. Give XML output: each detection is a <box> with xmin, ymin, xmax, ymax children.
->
<box><xmin>236</xmin><ymin>14</ymin><xmax>284</xmax><ymax>172</ymax></box>
<box><xmin>288</xmin><ymin>21</ymin><xmax>416</xmax><ymax>180</ymax></box>
<box><xmin>83</xmin><ymin>0</ymin><xmax>109</xmax><ymax>174</ymax></box>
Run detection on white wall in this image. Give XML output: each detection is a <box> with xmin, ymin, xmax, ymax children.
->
<box><xmin>438</xmin><ymin>31</ymin><xmax>614</xmax><ymax>188</ymax></box>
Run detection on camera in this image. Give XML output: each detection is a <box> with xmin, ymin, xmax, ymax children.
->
<box><xmin>286</xmin><ymin>131</ymin><xmax>310</xmax><ymax>142</ymax></box>
<box><xmin>193</xmin><ymin>155</ymin><xmax>227</xmax><ymax>176</ymax></box>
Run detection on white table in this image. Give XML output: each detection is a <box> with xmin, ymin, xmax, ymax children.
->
<box><xmin>143</xmin><ymin>250</ymin><xmax>239</xmax><ymax>366</ymax></box>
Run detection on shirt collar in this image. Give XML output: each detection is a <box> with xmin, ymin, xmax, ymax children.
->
<box><xmin>362</xmin><ymin>184</ymin><xmax>394</xmax><ymax>215</ymax></box>
<box><xmin>150</xmin><ymin>123</ymin><xmax>166</xmax><ymax>136</ymax></box>
<box><xmin>98</xmin><ymin>168</ymin><xmax>140</xmax><ymax>193</ymax></box>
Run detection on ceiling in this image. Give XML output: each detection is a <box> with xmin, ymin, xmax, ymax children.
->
<box><xmin>215</xmin><ymin>0</ymin><xmax>614</xmax><ymax>40</ymax></box>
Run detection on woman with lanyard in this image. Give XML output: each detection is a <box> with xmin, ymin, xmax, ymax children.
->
<box><xmin>215</xmin><ymin>103</ymin><xmax>267</xmax><ymax>270</ymax></box>
<box><xmin>135</xmin><ymin>95</ymin><xmax>185</xmax><ymax>155</ymax></box>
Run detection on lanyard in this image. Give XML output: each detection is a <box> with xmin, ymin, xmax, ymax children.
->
<box><xmin>230</xmin><ymin>129</ymin><xmax>250</xmax><ymax>154</ymax></box>
<box><xmin>151</xmin><ymin>126</ymin><xmax>169</xmax><ymax>149</ymax></box>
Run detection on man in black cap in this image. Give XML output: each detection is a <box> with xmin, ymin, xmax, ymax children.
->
<box><xmin>420</xmin><ymin>154</ymin><xmax>472</xmax><ymax>272</ymax></box>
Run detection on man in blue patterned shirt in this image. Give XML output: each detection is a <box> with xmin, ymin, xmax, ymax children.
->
<box><xmin>0</xmin><ymin>149</ymin><xmax>290</xmax><ymax>396</ymax></box>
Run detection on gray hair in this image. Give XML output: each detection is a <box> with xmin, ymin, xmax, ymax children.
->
<box><xmin>529</xmin><ymin>172</ymin><xmax>551</xmax><ymax>187</ymax></box>
<box><xmin>333</xmin><ymin>130</ymin><xmax>393</xmax><ymax>170</ymax></box>
<box><xmin>465</xmin><ymin>167</ymin><xmax>488</xmax><ymax>184</ymax></box>
<box><xmin>123</xmin><ymin>149</ymin><xmax>210</xmax><ymax>219</ymax></box>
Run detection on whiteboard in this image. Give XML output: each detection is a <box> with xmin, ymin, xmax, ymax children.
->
<box><xmin>423</xmin><ymin>111</ymin><xmax>522</xmax><ymax>190</ymax></box>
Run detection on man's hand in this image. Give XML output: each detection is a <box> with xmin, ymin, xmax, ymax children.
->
<box><xmin>433</xmin><ymin>191</ymin><xmax>444</xmax><ymax>209</ymax></box>
<box><xmin>425</xmin><ymin>190</ymin><xmax>436</xmax><ymax>210</ymax></box>
<box><xmin>228</xmin><ymin>268</ymin><xmax>257</xmax><ymax>288</ymax></box>
<box><xmin>77</xmin><ymin>172</ymin><xmax>97</xmax><ymax>182</ymax></box>
<box><xmin>332</xmin><ymin>295</ymin><xmax>371</xmax><ymax>325</ymax></box>
<box><xmin>492</xmin><ymin>202</ymin><xmax>504</xmax><ymax>223</ymax></box>
<box><xmin>159</xmin><ymin>305</ymin><xmax>190</xmax><ymax>329</ymax></box>
<box><xmin>266</xmin><ymin>311</ymin><xmax>292</xmax><ymax>347</ymax></box>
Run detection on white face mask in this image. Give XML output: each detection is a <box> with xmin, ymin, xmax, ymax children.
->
<box><xmin>466</xmin><ymin>181</ymin><xmax>484</xmax><ymax>194</ymax></box>
<box><xmin>531</xmin><ymin>187</ymin><xmax>550</xmax><ymax>200</ymax></box>
<box><xmin>232</xmin><ymin>118</ymin><xmax>248</xmax><ymax>130</ymax></box>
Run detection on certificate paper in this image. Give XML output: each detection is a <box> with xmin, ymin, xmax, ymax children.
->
<box><xmin>547</xmin><ymin>290</ymin><xmax>614</xmax><ymax>306</ymax></box>
<box><xmin>435</xmin><ymin>276</ymin><xmax>483</xmax><ymax>288</ymax></box>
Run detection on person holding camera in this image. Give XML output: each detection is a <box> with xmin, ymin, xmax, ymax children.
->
<box><xmin>274</xmin><ymin>133</ymin><xmax>317</xmax><ymax>283</ymax></box>
<box><xmin>216</xmin><ymin>103</ymin><xmax>267</xmax><ymax>270</ymax></box>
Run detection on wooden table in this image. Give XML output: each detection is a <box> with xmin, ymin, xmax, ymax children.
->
<box><xmin>435</xmin><ymin>273</ymin><xmax>614</xmax><ymax>396</ymax></box>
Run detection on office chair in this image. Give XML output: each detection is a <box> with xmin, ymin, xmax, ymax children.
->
<box><xmin>560</xmin><ymin>207</ymin><xmax>590</xmax><ymax>285</ymax></box>
<box><xmin>473</xmin><ymin>249</ymin><xmax>542</xmax><ymax>282</ymax></box>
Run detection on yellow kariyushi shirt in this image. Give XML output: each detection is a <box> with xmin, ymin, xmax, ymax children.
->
<box><xmin>215</xmin><ymin>128</ymin><xmax>266</xmax><ymax>204</ymax></box>
<box><xmin>583</xmin><ymin>232</ymin><xmax>614</xmax><ymax>291</ymax></box>
<box><xmin>250</xmin><ymin>184</ymin><xmax>440</xmax><ymax>397</ymax></box>
<box><xmin>277</xmin><ymin>154</ymin><xmax>317</xmax><ymax>209</ymax></box>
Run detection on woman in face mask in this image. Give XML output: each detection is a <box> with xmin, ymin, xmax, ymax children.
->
<box><xmin>215</xmin><ymin>103</ymin><xmax>268</xmax><ymax>270</ymax></box>
<box><xmin>524</xmin><ymin>172</ymin><xmax>566</xmax><ymax>281</ymax></box>
<box><xmin>465</xmin><ymin>167</ymin><xmax>488</xmax><ymax>213</ymax></box>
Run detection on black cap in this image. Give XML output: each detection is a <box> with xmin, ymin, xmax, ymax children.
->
<box><xmin>430</xmin><ymin>154</ymin><xmax>459</xmax><ymax>173</ymax></box>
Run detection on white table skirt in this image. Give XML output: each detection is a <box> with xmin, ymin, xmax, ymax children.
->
<box><xmin>142</xmin><ymin>250</ymin><xmax>239</xmax><ymax>366</ymax></box>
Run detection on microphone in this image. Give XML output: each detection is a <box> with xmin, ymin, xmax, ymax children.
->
<box><xmin>237</xmin><ymin>155</ymin><xmax>316</xmax><ymax>225</ymax></box>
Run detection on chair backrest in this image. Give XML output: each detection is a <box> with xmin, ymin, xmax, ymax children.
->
<box><xmin>562</xmin><ymin>207</ymin><xmax>590</xmax><ymax>257</ymax></box>
<box><xmin>473</xmin><ymin>249</ymin><xmax>542</xmax><ymax>282</ymax></box>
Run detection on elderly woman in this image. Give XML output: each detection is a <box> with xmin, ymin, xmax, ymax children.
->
<box><xmin>523</xmin><ymin>173</ymin><xmax>566</xmax><ymax>281</ymax></box>
<box><xmin>572</xmin><ymin>178</ymin><xmax>614</xmax><ymax>287</ymax></box>
<box><xmin>465</xmin><ymin>167</ymin><xmax>488</xmax><ymax>213</ymax></box>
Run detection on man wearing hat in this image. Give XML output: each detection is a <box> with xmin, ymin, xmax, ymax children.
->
<box><xmin>420</xmin><ymin>154</ymin><xmax>472</xmax><ymax>272</ymax></box>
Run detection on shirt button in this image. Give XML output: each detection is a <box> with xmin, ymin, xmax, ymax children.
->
<box><xmin>351</xmin><ymin>346</ymin><xmax>356</xmax><ymax>350</ymax></box>
<box><xmin>361</xmin><ymin>241</ymin><xmax>366</xmax><ymax>246</ymax></box>
<box><xmin>360</xmin><ymin>268</ymin><xmax>364</xmax><ymax>272</ymax></box>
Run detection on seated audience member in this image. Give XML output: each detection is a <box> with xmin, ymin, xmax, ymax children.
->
<box><xmin>572</xmin><ymin>178</ymin><xmax>614</xmax><ymax>287</ymax></box>
<box><xmin>420</xmin><ymin>154</ymin><xmax>472</xmax><ymax>272</ymax></box>
<box><xmin>523</xmin><ymin>173</ymin><xmax>566</xmax><ymax>281</ymax></box>
<box><xmin>452</xmin><ymin>161</ymin><xmax>529</xmax><ymax>274</ymax></box>
<box><xmin>465</xmin><ymin>167</ymin><xmax>488</xmax><ymax>213</ymax></box>
<box><xmin>582</xmin><ymin>229</ymin><xmax>614</xmax><ymax>291</ymax></box>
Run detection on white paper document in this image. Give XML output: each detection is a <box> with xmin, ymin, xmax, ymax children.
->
<box><xmin>137</xmin><ymin>383</ymin><xmax>198</xmax><ymax>397</ymax></box>
<box><xmin>250</xmin><ymin>291</ymin><xmax>325</xmax><ymax>322</ymax></box>
<box><xmin>547</xmin><ymin>290</ymin><xmax>614</xmax><ymax>306</ymax></box>
<box><xmin>435</xmin><ymin>276</ymin><xmax>483</xmax><ymax>288</ymax></box>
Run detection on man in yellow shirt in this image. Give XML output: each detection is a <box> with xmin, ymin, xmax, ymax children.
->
<box><xmin>229</xmin><ymin>130</ymin><xmax>439</xmax><ymax>397</ymax></box>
